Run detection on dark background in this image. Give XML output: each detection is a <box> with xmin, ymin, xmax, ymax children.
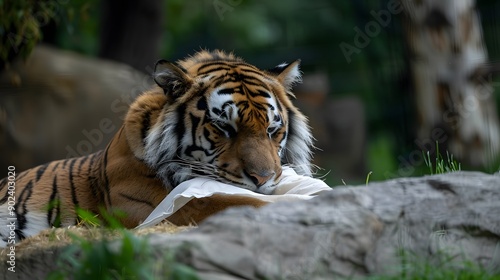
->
<box><xmin>1</xmin><ymin>0</ymin><xmax>500</xmax><ymax>185</ymax></box>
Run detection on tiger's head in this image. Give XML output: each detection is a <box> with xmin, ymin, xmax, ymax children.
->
<box><xmin>127</xmin><ymin>50</ymin><xmax>313</xmax><ymax>194</ymax></box>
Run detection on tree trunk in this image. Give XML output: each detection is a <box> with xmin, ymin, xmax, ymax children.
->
<box><xmin>401</xmin><ymin>0</ymin><xmax>500</xmax><ymax>168</ymax></box>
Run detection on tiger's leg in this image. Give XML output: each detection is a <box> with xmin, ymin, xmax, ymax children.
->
<box><xmin>0</xmin><ymin>163</ymin><xmax>77</xmax><ymax>246</ymax></box>
<box><xmin>0</xmin><ymin>155</ymin><xmax>103</xmax><ymax>246</ymax></box>
<box><xmin>167</xmin><ymin>194</ymin><xmax>269</xmax><ymax>226</ymax></box>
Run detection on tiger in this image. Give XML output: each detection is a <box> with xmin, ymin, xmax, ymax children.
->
<box><xmin>0</xmin><ymin>50</ymin><xmax>313</xmax><ymax>246</ymax></box>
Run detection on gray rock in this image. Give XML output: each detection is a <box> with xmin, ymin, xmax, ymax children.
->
<box><xmin>0</xmin><ymin>45</ymin><xmax>151</xmax><ymax>173</ymax></box>
<box><xmin>3</xmin><ymin>172</ymin><xmax>500</xmax><ymax>279</ymax></box>
<box><xmin>158</xmin><ymin>171</ymin><xmax>500</xmax><ymax>279</ymax></box>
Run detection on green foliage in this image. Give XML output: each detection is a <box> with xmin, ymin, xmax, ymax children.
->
<box><xmin>423</xmin><ymin>143</ymin><xmax>461</xmax><ymax>175</ymax></box>
<box><xmin>0</xmin><ymin>0</ymin><xmax>94</xmax><ymax>66</ymax></box>
<box><xmin>48</xmin><ymin>208</ymin><xmax>199</xmax><ymax>280</ymax></box>
<box><xmin>0</xmin><ymin>0</ymin><xmax>52</xmax><ymax>65</ymax></box>
<box><xmin>55</xmin><ymin>0</ymin><xmax>99</xmax><ymax>56</ymax></box>
<box><xmin>76</xmin><ymin>207</ymin><xmax>102</xmax><ymax>227</ymax></box>
<box><xmin>75</xmin><ymin>207</ymin><xmax>132</xmax><ymax>229</ymax></box>
<box><xmin>367</xmin><ymin>248</ymin><xmax>497</xmax><ymax>280</ymax></box>
<box><xmin>47</xmin><ymin>229</ymin><xmax>200</xmax><ymax>280</ymax></box>
<box><xmin>49</xmin><ymin>231</ymin><xmax>152</xmax><ymax>280</ymax></box>
<box><xmin>162</xmin><ymin>0</ymin><xmax>353</xmax><ymax>60</ymax></box>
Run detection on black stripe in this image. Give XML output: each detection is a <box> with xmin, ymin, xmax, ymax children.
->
<box><xmin>119</xmin><ymin>193</ymin><xmax>155</xmax><ymax>209</ymax></box>
<box><xmin>47</xmin><ymin>176</ymin><xmax>61</xmax><ymax>227</ymax></box>
<box><xmin>0</xmin><ymin>177</ymin><xmax>6</xmax><ymax>191</ymax></box>
<box><xmin>198</xmin><ymin>61</ymin><xmax>259</xmax><ymax>73</ymax></box>
<box><xmin>68</xmin><ymin>158</ymin><xmax>80</xmax><ymax>207</ymax></box>
<box><xmin>232</xmin><ymin>73</ymin><xmax>263</xmax><ymax>83</ymax></box>
<box><xmin>230</xmin><ymin>62</ymin><xmax>259</xmax><ymax>69</ymax></box>
<box><xmin>235</xmin><ymin>73</ymin><xmax>266</xmax><ymax>83</ymax></box>
<box><xmin>197</xmin><ymin>61</ymin><xmax>231</xmax><ymax>72</ymax></box>
<box><xmin>0</xmin><ymin>176</ymin><xmax>7</xmax><ymax>208</ymax></box>
<box><xmin>190</xmin><ymin>113</ymin><xmax>200</xmax><ymax>142</ymax></box>
<box><xmin>77</xmin><ymin>155</ymin><xmax>89</xmax><ymax>174</ymax></box>
<box><xmin>203</xmin><ymin>128</ymin><xmax>216</xmax><ymax>150</ymax></box>
<box><xmin>247</xmin><ymin>89</ymin><xmax>272</xmax><ymax>99</ymax></box>
<box><xmin>239</xmin><ymin>68</ymin><xmax>265</xmax><ymax>76</ymax></box>
<box><xmin>155</xmin><ymin>149</ymin><xmax>170</xmax><ymax>166</ymax></box>
<box><xmin>256</xmin><ymin>90</ymin><xmax>271</xmax><ymax>98</ymax></box>
<box><xmin>221</xmin><ymin>101</ymin><xmax>235</xmax><ymax>111</ymax></box>
<box><xmin>51</xmin><ymin>162</ymin><xmax>61</xmax><ymax>172</ymax></box>
<box><xmin>197</xmin><ymin>96</ymin><xmax>208</xmax><ymax>111</ymax></box>
<box><xmin>88</xmin><ymin>151</ymin><xmax>99</xmax><ymax>168</ymax></box>
<box><xmin>211</xmin><ymin>107</ymin><xmax>224</xmax><ymax>118</ymax></box>
<box><xmin>88</xmin><ymin>175</ymin><xmax>103</xmax><ymax>203</ymax></box>
<box><xmin>207</xmin><ymin>157</ymin><xmax>215</xmax><ymax>164</ymax></box>
<box><xmin>101</xmin><ymin>145</ymin><xmax>112</xmax><ymax>207</ymax></box>
<box><xmin>210</xmin><ymin>76</ymin><xmax>226</xmax><ymax>88</ymax></box>
<box><xmin>141</xmin><ymin>111</ymin><xmax>152</xmax><ymax>144</ymax></box>
<box><xmin>36</xmin><ymin>163</ymin><xmax>49</xmax><ymax>182</ymax></box>
<box><xmin>175</xmin><ymin>103</ymin><xmax>187</xmax><ymax>145</ymax></box>
<box><xmin>236</xmin><ymin>101</ymin><xmax>250</xmax><ymax>109</ymax></box>
<box><xmin>240</xmin><ymin>79</ymin><xmax>267</xmax><ymax>88</ymax></box>
<box><xmin>54</xmin><ymin>193</ymin><xmax>61</xmax><ymax>227</ymax></box>
<box><xmin>198</xmin><ymin>66</ymin><xmax>233</xmax><ymax>76</ymax></box>
<box><xmin>217</xmin><ymin>88</ymin><xmax>234</xmax><ymax>95</ymax></box>
<box><xmin>15</xmin><ymin>180</ymin><xmax>35</xmax><ymax>238</ymax></box>
<box><xmin>87</xmin><ymin>151</ymin><xmax>103</xmax><ymax>202</ymax></box>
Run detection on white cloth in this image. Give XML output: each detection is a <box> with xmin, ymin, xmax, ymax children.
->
<box><xmin>136</xmin><ymin>167</ymin><xmax>331</xmax><ymax>228</ymax></box>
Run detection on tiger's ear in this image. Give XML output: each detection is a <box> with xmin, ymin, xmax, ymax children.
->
<box><xmin>268</xmin><ymin>60</ymin><xmax>302</xmax><ymax>90</ymax></box>
<box><xmin>154</xmin><ymin>60</ymin><xmax>192</xmax><ymax>98</ymax></box>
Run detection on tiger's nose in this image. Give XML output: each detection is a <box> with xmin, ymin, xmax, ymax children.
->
<box><xmin>246</xmin><ymin>170</ymin><xmax>275</xmax><ymax>187</ymax></box>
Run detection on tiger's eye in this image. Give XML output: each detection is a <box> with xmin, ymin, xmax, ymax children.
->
<box><xmin>213</xmin><ymin>121</ymin><xmax>237</xmax><ymax>138</ymax></box>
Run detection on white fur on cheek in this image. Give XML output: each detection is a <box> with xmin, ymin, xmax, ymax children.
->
<box><xmin>143</xmin><ymin>112</ymin><xmax>191</xmax><ymax>186</ymax></box>
<box><xmin>144</xmin><ymin>114</ymin><xmax>178</xmax><ymax>167</ymax></box>
<box><xmin>284</xmin><ymin>111</ymin><xmax>313</xmax><ymax>176</ymax></box>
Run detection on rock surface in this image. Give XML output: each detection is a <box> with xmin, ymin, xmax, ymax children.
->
<box><xmin>0</xmin><ymin>45</ymin><xmax>151</xmax><ymax>173</ymax></box>
<box><xmin>3</xmin><ymin>172</ymin><xmax>500</xmax><ymax>279</ymax></box>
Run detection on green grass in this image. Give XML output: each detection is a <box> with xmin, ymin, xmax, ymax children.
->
<box><xmin>47</xmin><ymin>209</ymin><xmax>199</xmax><ymax>280</ymax></box>
<box><xmin>364</xmin><ymin>144</ymin><xmax>499</xmax><ymax>279</ymax></box>
<box><xmin>366</xmin><ymin>248</ymin><xmax>499</xmax><ymax>280</ymax></box>
<box><xmin>48</xmin><ymin>229</ymin><xmax>199</xmax><ymax>280</ymax></box>
<box><xmin>422</xmin><ymin>143</ymin><xmax>461</xmax><ymax>175</ymax></box>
